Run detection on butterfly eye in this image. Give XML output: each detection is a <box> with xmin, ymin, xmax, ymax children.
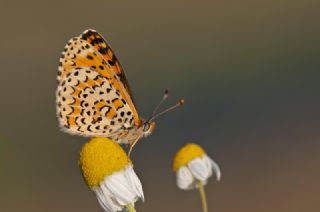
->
<box><xmin>143</xmin><ymin>123</ymin><xmax>150</xmax><ymax>132</ymax></box>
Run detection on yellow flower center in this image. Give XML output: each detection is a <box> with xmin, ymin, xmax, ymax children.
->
<box><xmin>79</xmin><ymin>137</ymin><xmax>131</xmax><ymax>188</ymax></box>
<box><xmin>173</xmin><ymin>143</ymin><xmax>205</xmax><ymax>172</ymax></box>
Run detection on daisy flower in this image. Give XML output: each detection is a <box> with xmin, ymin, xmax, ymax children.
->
<box><xmin>79</xmin><ymin>137</ymin><xmax>144</xmax><ymax>212</ymax></box>
<box><xmin>173</xmin><ymin>143</ymin><xmax>221</xmax><ymax>212</ymax></box>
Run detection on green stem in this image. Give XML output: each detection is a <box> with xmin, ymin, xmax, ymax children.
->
<box><xmin>126</xmin><ymin>203</ymin><xmax>136</xmax><ymax>212</ymax></box>
<box><xmin>197</xmin><ymin>181</ymin><xmax>208</xmax><ymax>212</ymax></box>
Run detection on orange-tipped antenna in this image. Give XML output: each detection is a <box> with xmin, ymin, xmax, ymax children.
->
<box><xmin>148</xmin><ymin>99</ymin><xmax>185</xmax><ymax>122</ymax></box>
<box><xmin>152</xmin><ymin>89</ymin><xmax>169</xmax><ymax>117</ymax></box>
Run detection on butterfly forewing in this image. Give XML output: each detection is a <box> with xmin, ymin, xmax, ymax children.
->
<box><xmin>80</xmin><ymin>29</ymin><xmax>134</xmax><ymax>98</ymax></box>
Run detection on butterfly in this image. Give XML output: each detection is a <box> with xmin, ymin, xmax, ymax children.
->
<box><xmin>56</xmin><ymin>29</ymin><xmax>184</xmax><ymax>155</ymax></box>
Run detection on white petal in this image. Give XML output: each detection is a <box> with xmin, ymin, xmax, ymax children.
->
<box><xmin>92</xmin><ymin>165</ymin><xmax>144</xmax><ymax>212</ymax></box>
<box><xmin>188</xmin><ymin>157</ymin><xmax>211</xmax><ymax>182</ymax></box>
<box><xmin>105</xmin><ymin>169</ymin><xmax>137</xmax><ymax>205</ymax></box>
<box><xmin>203</xmin><ymin>155</ymin><xmax>221</xmax><ymax>181</ymax></box>
<box><xmin>202</xmin><ymin>156</ymin><xmax>213</xmax><ymax>178</ymax></box>
<box><xmin>93</xmin><ymin>186</ymin><xmax>122</xmax><ymax>212</ymax></box>
<box><xmin>176</xmin><ymin>166</ymin><xmax>195</xmax><ymax>190</ymax></box>
<box><xmin>124</xmin><ymin>166</ymin><xmax>144</xmax><ymax>201</ymax></box>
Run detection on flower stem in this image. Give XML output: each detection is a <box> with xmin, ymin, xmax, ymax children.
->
<box><xmin>126</xmin><ymin>203</ymin><xmax>136</xmax><ymax>212</ymax></box>
<box><xmin>197</xmin><ymin>181</ymin><xmax>208</xmax><ymax>212</ymax></box>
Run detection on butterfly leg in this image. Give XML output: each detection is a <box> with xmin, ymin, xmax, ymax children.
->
<box><xmin>128</xmin><ymin>136</ymin><xmax>142</xmax><ymax>157</ymax></box>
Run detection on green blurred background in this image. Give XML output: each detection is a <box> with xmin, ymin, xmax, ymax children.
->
<box><xmin>1</xmin><ymin>0</ymin><xmax>319</xmax><ymax>211</ymax></box>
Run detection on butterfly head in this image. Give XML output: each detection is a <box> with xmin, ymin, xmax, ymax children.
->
<box><xmin>142</xmin><ymin>120</ymin><xmax>156</xmax><ymax>137</ymax></box>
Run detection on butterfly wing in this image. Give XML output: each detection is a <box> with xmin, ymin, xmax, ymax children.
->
<box><xmin>80</xmin><ymin>29</ymin><xmax>134</xmax><ymax>101</ymax></box>
<box><xmin>57</xmin><ymin>35</ymin><xmax>141</xmax><ymax>125</ymax></box>
<box><xmin>57</xmin><ymin>32</ymin><xmax>141</xmax><ymax>141</ymax></box>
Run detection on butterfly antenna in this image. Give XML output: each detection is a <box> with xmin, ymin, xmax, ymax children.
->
<box><xmin>151</xmin><ymin>89</ymin><xmax>170</xmax><ymax>117</ymax></box>
<box><xmin>149</xmin><ymin>99</ymin><xmax>185</xmax><ymax>122</ymax></box>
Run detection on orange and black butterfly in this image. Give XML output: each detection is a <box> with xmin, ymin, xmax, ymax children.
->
<box><xmin>56</xmin><ymin>29</ymin><xmax>184</xmax><ymax>154</ymax></box>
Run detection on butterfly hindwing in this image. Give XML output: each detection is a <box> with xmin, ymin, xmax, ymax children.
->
<box><xmin>56</xmin><ymin>67</ymin><xmax>135</xmax><ymax>140</ymax></box>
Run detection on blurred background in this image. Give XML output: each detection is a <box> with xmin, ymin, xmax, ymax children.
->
<box><xmin>0</xmin><ymin>0</ymin><xmax>319</xmax><ymax>211</ymax></box>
